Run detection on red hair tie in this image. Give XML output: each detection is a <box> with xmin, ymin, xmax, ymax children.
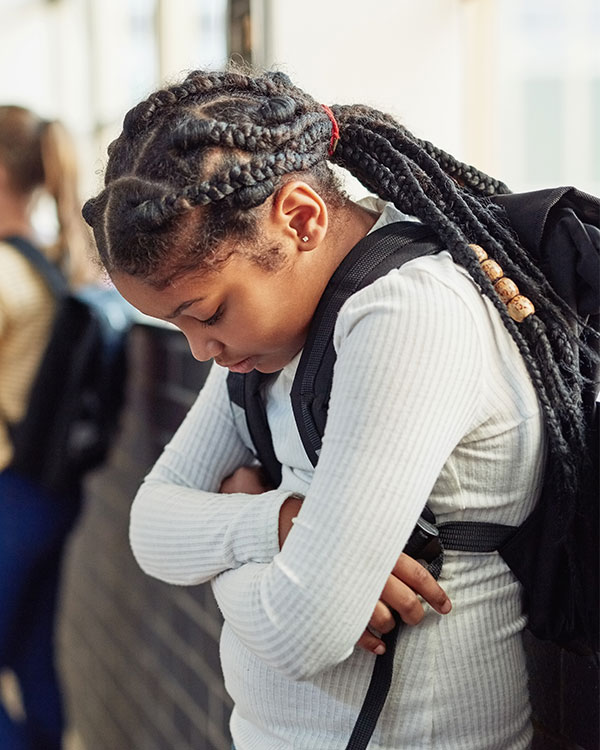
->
<box><xmin>321</xmin><ymin>104</ymin><xmax>340</xmax><ymax>156</ymax></box>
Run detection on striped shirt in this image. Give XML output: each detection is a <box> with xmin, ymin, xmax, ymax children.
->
<box><xmin>0</xmin><ymin>240</ymin><xmax>55</xmax><ymax>469</ymax></box>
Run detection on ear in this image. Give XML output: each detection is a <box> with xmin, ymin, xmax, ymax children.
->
<box><xmin>270</xmin><ymin>180</ymin><xmax>328</xmax><ymax>250</ymax></box>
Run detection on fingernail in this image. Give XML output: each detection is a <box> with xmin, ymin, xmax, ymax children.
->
<box><xmin>374</xmin><ymin>644</ymin><xmax>386</xmax><ymax>656</ymax></box>
<box><xmin>440</xmin><ymin>599</ymin><xmax>452</xmax><ymax>614</ymax></box>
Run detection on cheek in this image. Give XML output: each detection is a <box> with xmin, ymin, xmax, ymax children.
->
<box><xmin>228</xmin><ymin>297</ymin><xmax>279</xmax><ymax>343</ymax></box>
<box><xmin>229</xmin><ymin>285</ymin><xmax>311</xmax><ymax>351</ymax></box>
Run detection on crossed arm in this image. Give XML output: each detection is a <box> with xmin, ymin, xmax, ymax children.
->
<box><xmin>220</xmin><ymin>464</ymin><xmax>451</xmax><ymax>656</ymax></box>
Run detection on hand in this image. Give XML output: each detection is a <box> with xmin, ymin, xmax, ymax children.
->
<box><xmin>357</xmin><ymin>553</ymin><xmax>452</xmax><ymax>655</ymax></box>
<box><xmin>219</xmin><ymin>465</ymin><xmax>272</xmax><ymax>495</ymax></box>
<box><xmin>278</xmin><ymin>497</ymin><xmax>451</xmax><ymax>655</ymax></box>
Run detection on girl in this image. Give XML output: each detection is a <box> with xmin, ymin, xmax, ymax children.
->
<box><xmin>83</xmin><ymin>69</ymin><xmax>591</xmax><ymax>749</ymax></box>
<box><xmin>0</xmin><ymin>106</ymin><xmax>93</xmax><ymax>749</ymax></box>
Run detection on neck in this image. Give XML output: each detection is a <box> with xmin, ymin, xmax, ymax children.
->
<box><xmin>0</xmin><ymin>191</ymin><xmax>34</xmax><ymax>240</ymax></box>
<box><xmin>323</xmin><ymin>199</ymin><xmax>379</xmax><ymax>273</ymax></box>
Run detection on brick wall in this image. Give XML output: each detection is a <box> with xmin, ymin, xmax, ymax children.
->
<box><xmin>58</xmin><ymin>322</ymin><xmax>598</xmax><ymax>750</ymax></box>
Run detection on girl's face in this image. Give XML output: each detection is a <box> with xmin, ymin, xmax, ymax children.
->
<box><xmin>111</xmin><ymin>247</ymin><xmax>324</xmax><ymax>374</ymax></box>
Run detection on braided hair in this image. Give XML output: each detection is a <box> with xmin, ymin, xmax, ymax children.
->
<box><xmin>82</xmin><ymin>68</ymin><xmax>595</xmax><ymax>532</ymax></box>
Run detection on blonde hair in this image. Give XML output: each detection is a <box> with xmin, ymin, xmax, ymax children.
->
<box><xmin>0</xmin><ymin>105</ymin><xmax>94</xmax><ymax>286</ymax></box>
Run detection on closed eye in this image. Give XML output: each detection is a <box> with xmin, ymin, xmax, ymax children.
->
<box><xmin>200</xmin><ymin>305</ymin><xmax>224</xmax><ymax>327</ymax></box>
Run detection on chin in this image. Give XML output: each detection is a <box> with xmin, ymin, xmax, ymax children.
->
<box><xmin>255</xmin><ymin>356</ymin><xmax>292</xmax><ymax>373</ymax></box>
<box><xmin>253</xmin><ymin>344</ymin><xmax>302</xmax><ymax>374</ymax></box>
<box><xmin>255</xmin><ymin>363</ymin><xmax>282</xmax><ymax>374</ymax></box>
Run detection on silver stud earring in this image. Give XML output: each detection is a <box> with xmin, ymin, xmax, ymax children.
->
<box><xmin>301</xmin><ymin>235</ymin><xmax>309</xmax><ymax>243</ymax></box>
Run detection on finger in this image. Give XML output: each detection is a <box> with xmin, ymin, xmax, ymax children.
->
<box><xmin>381</xmin><ymin>575</ymin><xmax>425</xmax><ymax>626</ymax></box>
<box><xmin>356</xmin><ymin>629</ymin><xmax>386</xmax><ymax>656</ymax></box>
<box><xmin>392</xmin><ymin>553</ymin><xmax>452</xmax><ymax>614</ymax></box>
<box><xmin>368</xmin><ymin>600</ymin><xmax>396</xmax><ymax>635</ymax></box>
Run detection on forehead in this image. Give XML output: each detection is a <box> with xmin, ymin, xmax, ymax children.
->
<box><xmin>111</xmin><ymin>269</ymin><xmax>214</xmax><ymax>319</ymax></box>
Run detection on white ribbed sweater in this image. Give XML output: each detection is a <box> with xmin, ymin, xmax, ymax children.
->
<box><xmin>130</xmin><ymin>208</ymin><xmax>545</xmax><ymax>749</ymax></box>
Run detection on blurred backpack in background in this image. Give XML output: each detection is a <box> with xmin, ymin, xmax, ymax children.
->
<box><xmin>2</xmin><ymin>235</ymin><xmax>133</xmax><ymax>496</ymax></box>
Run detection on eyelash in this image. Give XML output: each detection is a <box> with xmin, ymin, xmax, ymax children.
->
<box><xmin>200</xmin><ymin>306</ymin><xmax>224</xmax><ymax>327</ymax></box>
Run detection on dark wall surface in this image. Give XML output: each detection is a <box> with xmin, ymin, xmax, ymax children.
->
<box><xmin>58</xmin><ymin>323</ymin><xmax>599</xmax><ymax>750</ymax></box>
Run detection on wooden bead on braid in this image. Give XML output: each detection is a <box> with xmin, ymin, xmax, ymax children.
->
<box><xmin>468</xmin><ymin>243</ymin><xmax>535</xmax><ymax>322</ymax></box>
<box><xmin>507</xmin><ymin>295</ymin><xmax>536</xmax><ymax>322</ymax></box>
<box><xmin>469</xmin><ymin>243</ymin><xmax>488</xmax><ymax>263</ymax></box>
<box><xmin>494</xmin><ymin>276</ymin><xmax>520</xmax><ymax>304</ymax></box>
<box><xmin>480</xmin><ymin>259</ymin><xmax>503</xmax><ymax>283</ymax></box>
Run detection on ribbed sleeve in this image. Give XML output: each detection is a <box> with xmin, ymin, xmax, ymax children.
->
<box><xmin>129</xmin><ymin>362</ymin><xmax>289</xmax><ymax>584</ymax></box>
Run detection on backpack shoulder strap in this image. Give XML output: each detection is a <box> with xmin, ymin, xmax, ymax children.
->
<box><xmin>228</xmin><ymin>369</ymin><xmax>283</xmax><ymax>487</ymax></box>
<box><xmin>2</xmin><ymin>235</ymin><xmax>68</xmax><ymax>299</ymax></box>
<box><xmin>291</xmin><ymin>220</ymin><xmax>439</xmax><ymax>466</ymax></box>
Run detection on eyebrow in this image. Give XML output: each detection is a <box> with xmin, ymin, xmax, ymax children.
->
<box><xmin>164</xmin><ymin>297</ymin><xmax>205</xmax><ymax>320</ymax></box>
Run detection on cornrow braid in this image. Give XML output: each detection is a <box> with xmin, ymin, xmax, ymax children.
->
<box><xmin>121</xmin><ymin>70</ymin><xmax>298</xmax><ymax>140</ymax></box>
<box><xmin>83</xmin><ymin>68</ymin><xmax>595</xmax><ymax>530</ymax></box>
<box><xmin>124</xmin><ymin>147</ymin><xmax>327</xmax><ymax>232</ymax></box>
<box><xmin>84</xmin><ymin>69</ymin><xmax>340</xmax><ymax>278</ymax></box>
<box><xmin>169</xmin><ymin>112</ymin><xmax>327</xmax><ymax>155</ymax></box>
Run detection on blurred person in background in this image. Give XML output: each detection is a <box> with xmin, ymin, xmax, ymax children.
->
<box><xmin>0</xmin><ymin>106</ymin><xmax>94</xmax><ymax>750</ymax></box>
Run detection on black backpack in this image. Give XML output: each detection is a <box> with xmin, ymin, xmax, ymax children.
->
<box><xmin>2</xmin><ymin>236</ymin><xmax>132</xmax><ymax>497</ymax></box>
<box><xmin>227</xmin><ymin>188</ymin><xmax>599</xmax><ymax>749</ymax></box>
<box><xmin>489</xmin><ymin>187</ymin><xmax>599</xmax><ymax>655</ymax></box>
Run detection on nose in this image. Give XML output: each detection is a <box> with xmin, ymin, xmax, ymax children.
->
<box><xmin>183</xmin><ymin>329</ymin><xmax>224</xmax><ymax>362</ymax></box>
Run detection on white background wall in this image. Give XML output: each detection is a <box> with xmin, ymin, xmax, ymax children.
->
<box><xmin>0</xmin><ymin>0</ymin><xmax>598</xmax><ymax>211</ymax></box>
<box><xmin>257</xmin><ymin>0</ymin><xmax>469</xmax><ymax>199</ymax></box>
<box><xmin>262</xmin><ymin>0</ymin><xmax>467</xmax><ymax>156</ymax></box>
<box><xmin>257</xmin><ymin>0</ymin><xmax>600</xmax><ymax>196</ymax></box>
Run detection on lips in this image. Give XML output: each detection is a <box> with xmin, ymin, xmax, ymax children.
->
<box><xmin>220</xmin><ymin>356</ymin><xmax>257</xmax><ymax>374</ymax></box>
